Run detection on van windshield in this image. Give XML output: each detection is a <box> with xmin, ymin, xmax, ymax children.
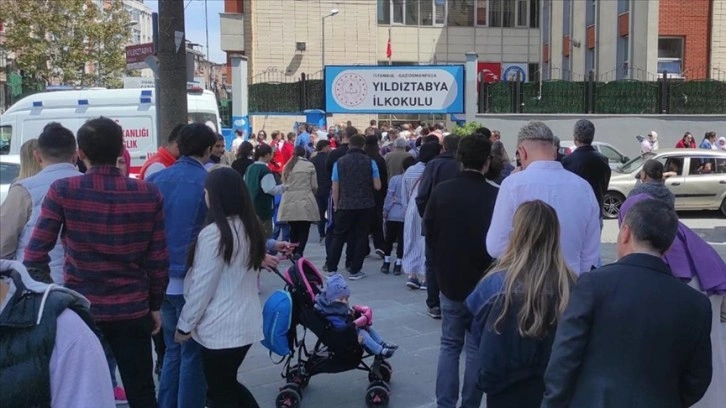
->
<box><xmin>0</xmin><ymin>126</ymin><xmax>11</xmax><ymax>155</ymax></box>
<box><xmin>189</xmin><ymin>112</ymin><xmax>220</xmax><ymax>133</ymax></box>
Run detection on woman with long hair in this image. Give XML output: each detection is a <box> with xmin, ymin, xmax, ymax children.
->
<box><xmin>675</xmin><ymin>132</ymin><xmax>696</xmax><ymax>148</ymax></box>
<box><xmin>466</xmin><ymin>200</ymin><xmax>576</xmax><ymax>408</ymax></box>
<box><xmin>245</xmin><ymin>144</ymin><xmax>284</xmax><ymax>237</ymax></box>
<box><xmin>277</xmin><ymin>146</ymin><xmax>319</xmax><ymax>256</ymax></box>
<box><xmin>17</xmin><ymin>139</ymin><xmax>41</xmax><ymax>181</ymax></box>
<box><xmin>489</xmin><ymin>141</ymin><xmax>515</xmax><ymax>184</ymax></box>
<box><xmin>232</xmin><ymin>141</ymin><xmax>254</xmax><ymax>177</ymax></box>
<box><xmin>175</xmin><ymin>168</ymin><xmax>267</xmax><ymax>407</ymax></box>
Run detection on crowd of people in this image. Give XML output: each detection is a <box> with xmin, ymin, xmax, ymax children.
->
<box><xmin>0</xmin><ymin>115</ymin><xmax>724</xmax><ymax>408</ymax></box>
<box><xmin>641</xmin><ymin>129</ymin><xmax>726</xmax><ymax>153</ymax></box>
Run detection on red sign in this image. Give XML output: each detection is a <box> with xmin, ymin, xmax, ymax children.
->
<box><xmin>125</xmin><ymin>43</ymin><xmax>154</xmax><ymax>69</ymax></box>
<box><xmin>477</xmin><ymin>62</ymin><xmax>501</xmax><ymax>84</ymax></box>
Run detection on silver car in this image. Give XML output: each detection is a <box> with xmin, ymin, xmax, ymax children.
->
<box><xmin>560</xmin><ymin>141</ymin><xmax>631</xmax><ymax>170</ymax></box>
<box><xmin>603</xmin><ymin>149</ymin><xmax>726</xmax><ymax>219</ymax></box>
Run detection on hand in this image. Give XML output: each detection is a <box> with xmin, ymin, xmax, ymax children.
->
<box><xmin>150</xmin><ymin>311</ymin><xmax>161</xmax><ymax>335</ymax></box>
<box><xmin>174</xmin><ymin>329</ymin><xmax>191</xmax><ymax>344</ymax></box>
<box><xmin>274</xmin><ymin>241</ymin><xmax>294</xmax><ymax>254</ymax></box>
<box><xmin>262</xmin><ymin>254</ymin><xmax>281</xmax><ymax>270</ymax></box>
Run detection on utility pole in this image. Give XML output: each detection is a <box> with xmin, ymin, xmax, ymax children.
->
<box><xmin>157</xmin><ymin>0</ymin><xmax>188</xmax><ymax>147</ymax></box>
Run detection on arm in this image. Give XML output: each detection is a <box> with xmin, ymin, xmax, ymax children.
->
<box><xmin>415</xmin><ymin>165</ymin><xmax>433</xmax><ymax>217</ymax></box>
<box><xmin>177</xmin><ymin>227</ymin><xmax>226</xmax><ymax>334</ymax></box>
<box><xmin>485</xmin><ymin>184</ymin><xmax>515</xmax><ymax>259</ymax></box>
<box><xmin>261</xmin><ymin>173</ymin><xmax>285</xmax><ymax>196</ymax></box>
<box><xmin>146</xmin><ymin>193</ymin><xmax>170</xmax><ymax>312</ymax></box>
<box><xmin>382</xmin><ymin>179</ymin><xmax>397</xmax><ymax>219</ymax></box>
<box><xmin>541</xmin><ymin>273</ymin><xmax>597</xmax><ymax>408</ymax></box>
<box><xmin>0</xmin><ymin>185</ymin><xmax>32</xmax><ymax>259</ymax></box>
<box><xmin>310</xmin><ymin>165</ymin><xmax>318</xmax><ymax>194</ymax></box>
<box><xmin>371</xmin><ymin>160</ymin><xmax>382</xmax><ymax>191</ymax></box>
<box><xmin>679</xmin><ymin>301</ymin><xmax>713</xmax><ymax>407</ymax></box>
<box><xmin>50</xmin><ymin>310</ymin><xmax>115</xmax><ymax>408</ymax></box>
<box><xmin>331</xmin><ymin>163</ymin><xmax>340</xmax><ymax>209</ymax></box>
<box><xmin>23</xmin><ymin>184</ymin><xmax>65</xmax><ymax>280</ymax></box>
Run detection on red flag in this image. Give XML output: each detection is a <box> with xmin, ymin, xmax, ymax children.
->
<box><xmin>386</xmin><ymin>28</ymin><xmax>392</xmax><ymax>59</ymax></box>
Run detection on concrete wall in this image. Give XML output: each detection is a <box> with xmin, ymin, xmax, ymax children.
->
<box><xmin>473</xmin><ymin>114</ymin><xmax>726</xmax><ymax>159</ymax></box>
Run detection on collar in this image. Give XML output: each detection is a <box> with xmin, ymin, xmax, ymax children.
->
<box><xmin>86</xmin><ymin>165</ymin><xmax>123</xmax><ymax>176</ymax></box>
<box><xmin>347</xmin><ymin>147</ymin><xmax>366</xmax><ymax>155</ymax></box>
<box><xmin>179</xmin><ymin>156</ymin><xmax>207</xmax><ymax>168</ymax></box>
<box><xmin>39</xmin><ymin>162</ymin><xmax>78</xmax><ymax>173</ymax></box>
<box><xmin>460</xmin><ymin>169</ymin><xmax>487</xmax><ymax>180</ymax></box>
<box><xmin>525</xmin><ymin>160</ymin><xmax>564</xmax><ymax>170</ymax></box>
<box><xmin>616</xmin><ymin>253</ymin><xmax>671</xmax><ymax>275</ymax></box>
<box><xmin>575</xmin><ymin>145</ymin><xmax>596</xmax><ymax>152</ymax></box>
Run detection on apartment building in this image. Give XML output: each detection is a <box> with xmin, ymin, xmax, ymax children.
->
<box><xmin>544</xmin><ymin>0</ymin><xmax>725</xmax><ymax>81</ymax></box>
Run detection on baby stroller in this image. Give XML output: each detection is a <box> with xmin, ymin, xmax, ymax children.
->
<box><xmin>270</xmin><ymin>257</ymin><xmax>393</xmax><ymax>408</ymax></box>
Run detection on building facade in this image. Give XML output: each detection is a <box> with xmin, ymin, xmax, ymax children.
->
<box><xmin>544</xmin><ymin>0</ymin><xmax>725</xmax><ymax>81</ymax></box>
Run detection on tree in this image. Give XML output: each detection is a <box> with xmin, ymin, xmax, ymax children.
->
<box><xmin>451</xmin><ymin>121</ymin><xmax>484</xmax><ymax>137</ymax></box>
<box><xmin>0</xmin><ymin>0</ymin><xmax>130</xmax><ymax>88</ymax></box>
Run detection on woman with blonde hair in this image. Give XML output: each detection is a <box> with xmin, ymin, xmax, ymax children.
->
<box><xmin>277</xmin><ymin>145</ymin><xmax>319</xmax><ymax>256</ymax></box>
<box><xmin>466</xmin><ymin>200</ymin><xmax>576</xmax><ymax>407</ymax></box>
<box><xmin>17</xmin><ymin>139</ymin><xmax>41</xmax><ymax>181</ymax></box>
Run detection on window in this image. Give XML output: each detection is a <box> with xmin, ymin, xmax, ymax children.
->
<box><xmin>543</xmin><ymin>0</ymin><xmax>550</xmax><ymax>42</ymax></box>
<box><xmin>599</xmin><ymin>145</ymin><xmax>624</xmax><ymax>164</ymax></box>
<box><xmin>658</xmin><ymin>37</ymin><xmax>684</xmax><ymax>76</ymax></box>
<box><xmin>476</xmin><ymin>0</ymin><xmax>488</xmax><ymax>25</ymax></box>
<box><xmin>434</xmin><ymin>0</ymin><xmax>446</xmax><ymax>24</ymax></box>
<box><xmin>617</xmin><ymin>0</ymin><xmax>629</xmax><ymax>13</ymax></box>
<box><xmin>529</xmin><ymin>0</ymin><xmax>540</xmax><ymax>28</ymax></box>
<box><xmin>132</xmin><ymin>28</ymin><xmax>141</xmax><ymax>44</ymax></box>
<box><xmin>448</xmin><ymin>0</ymin><xmax>474</xmax><ymax>26</ymax></box>
<box><xmin>516</xmin><ymin>0</ymin><xmax>528</xmax><ymax>27</ymax></box>
<box><xmin>562</xmin><ymin>55</ymin><xmax>570</xmax><ymax>80</ymax></box>
<box><xmin>688</xmin><ymin>158</ymin><xmax>722</xmax><ymax>175</ymax></box>
<box><xmin>586</xmin><ymin>48</ymin><xmax>595</xmax><ymax>75</ymax></box>
<box><xmin>563</xmin><ymin>0</ymin><xmax>571</xmax><ymax>35</ymax></box>
<box><xmin>617</xmin><ymin>35</ymin><xmax>629</xmax><ymax>79</ymax></box>
<box><xmin>503</xmin><ymin>0</ymin><xmax>515</xmax><ymax>27</ymax></box>
<box><xmin>378</xmin><ymin>0</ymin><xmax>391</xmax><ymax>24</ymax></box>
<box><xmin>586</xmin><ymin>0</ymin><xmax>596</xmax><ymax>26</ymax></box>
<box><xmin>0</xmin><ymin>125</ymin><xmax>11</xmax><ymax>155</ymax></box>
<box><xmin>661</xmin><ymin>157</ymin><xmax>684</xmax><ymax>176</ymax></box>
<box><xmin>393</xmin><ymin>0</ymin><xmax>404</xmax><ymax>24</ymax></box>
<box><xmin>528</xmin><ymin>63</ymin><xmax>540</xmax><ymax>82</ymax></box>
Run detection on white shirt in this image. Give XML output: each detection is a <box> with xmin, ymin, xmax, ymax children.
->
<box><xmin>486</xmin><ymin>160</ymin><xmax>601</xmax><ymax>274</ymax></box>
<box><xmin>178</xmin><ymin>218</ymin><xmax>264</xmax><ymax>349</ymax></box>
<box><xmin>231</xmin><ymin>136</ymin><xmax>244</xmax><ymax>154</ymax></box>
<box><xmin>641</xmin><ymin>139</ymin><xmax>654</xmax><ymax>154</ymax></box>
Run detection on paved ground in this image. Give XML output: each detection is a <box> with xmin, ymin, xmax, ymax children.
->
<box><xmin>119</xmin><ymin>212</ymin><xmax>725</xmax><ymax>408</ymax></box>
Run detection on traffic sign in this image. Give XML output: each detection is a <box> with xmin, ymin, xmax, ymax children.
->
<box><xmin>125</xmin><ymin>43</ymin><xmax>155</xmax><ymax>70</ymax></box>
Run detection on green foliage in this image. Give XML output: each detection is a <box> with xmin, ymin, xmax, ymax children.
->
<box><xmin>0</xmin><ymin>0</ymin><xmax>130</xmax><ymax>88</ymax></box>
<box><xmin>451</xmin><ymin>121</ymin><xmax>482</xmax><ymax>137</ymax></box>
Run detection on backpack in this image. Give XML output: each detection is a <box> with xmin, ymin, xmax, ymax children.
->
<box><xmin>261</xmin><ymin>289</ymin><xmax>293</xmax><ymax>358</ymax></box>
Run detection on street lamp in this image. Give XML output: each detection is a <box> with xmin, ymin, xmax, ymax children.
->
<box><xmin>321</xmin><ymin>9</ymin><xmax>339</xmax><ymax>69</ymax></box>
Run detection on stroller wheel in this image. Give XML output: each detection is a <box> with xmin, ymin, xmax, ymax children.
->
<box><xmin>368</xmin><ymin>360</ymin><xmax>392</xmax><ymax>383</ymax></box>
<box><xmin>287</xmin><ymin>366</ymin><xmax>310</xmax><ymax>389</ymax></box>
<box><xmin>276</xmin><ymin>386</ymin><xmax>302</xmax><ymax>408</ymax></box>
<box><xmin>365</xmin><ymin>384</ymin><xmax>390</xmax><ymax>407</ymax></box>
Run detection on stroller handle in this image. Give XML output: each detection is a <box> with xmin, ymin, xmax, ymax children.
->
<box><xmin>267</xmin><ymin>253</ymin><xmax>301</xmax><ymax>285</ymax></box>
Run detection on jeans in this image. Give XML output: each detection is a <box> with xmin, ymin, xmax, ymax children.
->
<box><xmin>158</xmin><ymin>295</ymin><xmax>207</xmax><ymax>408</ymax></box>
<box><xmin>272</xmin><ymin>220</ymin><xmax>290</xmax><ymax>242</ymax></box>
<box><xmin>316</xmin><ymin>194</ymin><xmax>329</xmax><ymax>237</ymax></box>
<box><xmin>96</xmin><ymin>316</ymin><xmax>157</xmax><ymax>408</ymax></box>
<box><xmin>201</xmin><ymin>345</ymin><xmax>260</xmax><ymax>408</ymax></box>
<box><xmin>436</xmin><ymin>294</ymin><xmax>484</xmax><ymax>408</ymax></box>
<box><xmin>288</xmin><ymin>221</ymin><xmax>311</xmax><ymax>256</ymax></box>
<box><xmin>383</xmin><ymin>221</ymin><xmax>404</xmax><ymax>259</ymax></box>
<box><xmin>425</xmin><ymin>242</ymin><xmax>440</xmax><ymax>309</ymax></box>
<box><xmin>326</xmin><ymin>208</ymin><xmax>374</xmax><ymax>273</ymax></box>
<box><xmin>357</xmin><ymin>327</ymin><xmax>386</xmax><ymax>355</ymax></box>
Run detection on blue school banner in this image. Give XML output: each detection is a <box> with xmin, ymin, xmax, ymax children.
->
<box><xmin>324</xmin><ymin>65</ymin><xmax>464</xmax><ymax>114</ymax></box>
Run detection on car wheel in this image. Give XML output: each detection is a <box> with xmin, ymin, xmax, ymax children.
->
<box><xmin>721</xmin><ymin>198</ymin><xmax>726</xmax><ymax>217</ymax></box>
<box><xmin>602</xmin><ymin>192</ymin><xmax>625</xmax><ymax>219</ymax></box>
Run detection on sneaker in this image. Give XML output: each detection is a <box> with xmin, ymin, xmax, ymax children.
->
<box><xmin>113</xmin><ymin>386</ymin><xmax>128</xmax><ymax>405</ymax></box>
<box><xmin>381</xmin><ymin>347</ymin><xmax>396</xmax><ymax>358</ymax></box>
<box><xmin>428</xmin><ymin>306</ymin><xmax>442</xmax><ymax>319</ymax></box>
<box><xmin>392</xmin><ymin>263</ymin><xmax>402</xmax><ymax>275</ymax></box>
<box><xmin>380</xmin><ymin>262</ymin><xmax>391</xmax><ymax>274</ymax></box>
<box><xmin>420</xmin><ymin>282</ymin><xmax>427</xmax><ymax>291</ymax></box>
<box><xmin>322</xmin><ymin>263</ymin><xmax>329</xmax><ymax>272</ymax></box>
<box><xmin>382</xmin><ymin>342</ymin><xmax>399</xmax><ymax>350</ymax></box>
<box><xmin>375</xmin><ymin>248</ymin><xmax>385</xmax><ymax>259</ymax></box>
<box><xmin>349</xmin><ymin>271</ymin><xmax>367</xmax><ymax>281</ymax></box>
<box><xmin>406</xmin><ymin>277</ymin><xmax>421</xmax><ymax>290</ymax></box>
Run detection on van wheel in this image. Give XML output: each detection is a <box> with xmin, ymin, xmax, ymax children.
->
<box><xmin>602</xmin><ymin>192</ymin><xmax>625</xmax><ymax>219</ymax></box>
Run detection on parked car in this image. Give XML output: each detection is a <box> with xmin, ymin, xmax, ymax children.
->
<box><xmin>602</xmin><ymin>149</ymin><xmax>726</xmax><ymax>219</ymax></box>
<box><xmin>559</xmin><ymin>141</ymin><xmax>631</xmax><ymax>170</ymax></box>
<box><xmin>0</xmin><ymin>155</ymin><xmax>21</xmax><ymax>204</ymax></box>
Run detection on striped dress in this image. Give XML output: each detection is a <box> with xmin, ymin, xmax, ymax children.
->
<box><xmin>401</xmin><ymin>162</ymin><xmax>427</xmax><ymax>278</ymax></box>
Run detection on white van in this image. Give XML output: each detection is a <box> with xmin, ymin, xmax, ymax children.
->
<box><xmin>0</xmin><ymin>87</ymin><xmax>222</xmax><ymax>172</ymax></box>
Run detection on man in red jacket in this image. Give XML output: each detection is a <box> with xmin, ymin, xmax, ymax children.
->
<box><xmin>139</xmin><ymin>124</ymin><xmax>183</xmax><ymax>180</ymax></box>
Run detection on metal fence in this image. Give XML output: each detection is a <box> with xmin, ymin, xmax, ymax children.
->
<box><xmin>247</xmin><ymin>69</ymin><xmax>324</xmax><ymax>114</ymax></box>
<box><xmin>478</xmin><ymin>69</ymin><xmax>726</xmax><ymax>115</ymax></box>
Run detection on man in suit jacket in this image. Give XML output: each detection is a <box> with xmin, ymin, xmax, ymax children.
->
<box><xmin>542</xmin><ymin>198</ymin><xmax>712</xmax><ymax>408</ymax></box>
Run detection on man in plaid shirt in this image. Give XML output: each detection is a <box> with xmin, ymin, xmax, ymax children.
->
<box><xmin>23</xmin><ymin>117</ymin><xmax>169</xmax><ymax>408</ymax></box>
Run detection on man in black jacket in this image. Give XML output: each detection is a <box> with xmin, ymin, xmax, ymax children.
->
<box><xmin>311</xmin><ymin>140</ymin><xmax>332</xmax><ymax>240</ymax></box>
<box><xmin>542</xmin><ymin>199</ymin><xmax>712</xmax><ymax>408</ymax></box>
<box><xmin>324</xmin><ymin>126</ymin><xmax>356</xmax><ymax>270</ymax></box>
<box><xmin>416</xmin><ymin>134</ymin><xmax>462</xmax><ymax>319</ymax></box>
<box><xmin>424</xmin><ymin>134</ymin><xmax>498</xmax><ymax>408</ymax></box>
<box><xmin>561</xmin><ymin>119</ymin><xmax>611</xmax><ymax>217</ymax></box>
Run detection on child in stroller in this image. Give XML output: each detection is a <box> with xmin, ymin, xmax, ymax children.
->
<box><xmin>314</xmin><ymin>274</ymin><xmax>398</xmax><ymax>358</ymax></box>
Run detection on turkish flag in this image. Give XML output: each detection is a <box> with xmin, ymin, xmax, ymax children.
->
<box><xmin>386</xmin><ymin>29</ymin><xmax>392</xmax><ymax>59</ymax></box>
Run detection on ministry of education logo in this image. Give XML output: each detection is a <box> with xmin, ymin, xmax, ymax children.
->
<box><xmin>333</xmin><ymin>73</ymin><xmax>367</xmax><ymax>108</ymax></box>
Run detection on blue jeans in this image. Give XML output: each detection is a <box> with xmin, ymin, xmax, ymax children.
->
<box><xmin>272</xmin><ymin>220</ymin><xmax>290</xmax><ymax>241</ymax></box>
<box><xmin>158</xmin><ymin>295</ymin><xmax>207</xmax><ymax>408</ymax></box>
<box><xmin>358</xmin><ymin>327</ymin><xmax>385</xmax><ymax>355</ymax></box>
<box><xmin>436</xmin><ymin>294</ymin><xmax>484</xmax><ymax>408</ymax></box>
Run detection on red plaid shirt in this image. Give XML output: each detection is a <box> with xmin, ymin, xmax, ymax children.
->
<box><xmin>23</xmin><ymin>165</ymin><xmax>169</xmax><ymax>322</ymax></box>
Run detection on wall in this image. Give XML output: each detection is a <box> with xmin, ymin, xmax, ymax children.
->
<box><xmin>659</xmin><ymin>0</ymin><xmax>711</xmax><ymax>79</ymax></box>
<box><xmin>712</xmin><ymin>0</ymin><xmax>726</xmax><ymax>73</ymax></box>
<box><xmin>474</xmin><ymin>114</ymin><xmax>726</xmax><ymax>159</ymax></box>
